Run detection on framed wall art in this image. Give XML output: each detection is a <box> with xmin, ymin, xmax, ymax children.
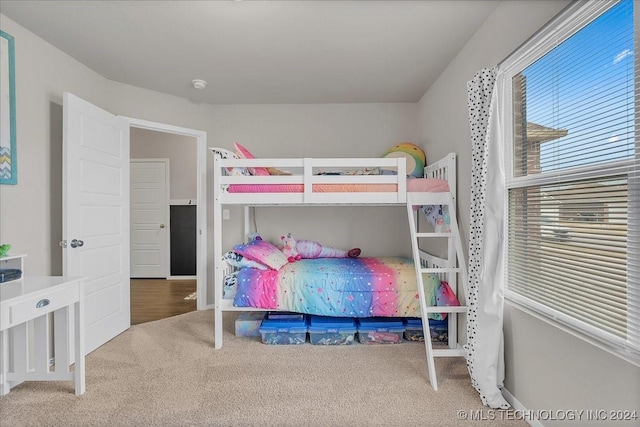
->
<box><xmin>1</xmin><ymin>30</ymin><xmax>16</xmax><ymax>185</ymax></box>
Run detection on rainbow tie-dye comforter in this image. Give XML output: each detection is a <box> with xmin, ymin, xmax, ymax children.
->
<box><xmin>233</xmin><ymin>256</ymin><xmax>458</xmax><ymax>319</ymax></box>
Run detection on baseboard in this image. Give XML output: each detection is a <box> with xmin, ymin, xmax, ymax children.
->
<box><xmin>167</xmin><ymin>275</ymin><xmax>196</xmax><ymax>280</ymax></box>
<box><xmin>502</xmin><ymin>388</ymin><xmax>542</xmax><ymax>427</ymax></box>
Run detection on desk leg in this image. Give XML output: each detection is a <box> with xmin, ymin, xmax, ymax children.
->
<box><xmin>74</xmin><ymin>297</ymin><xmax>85</xmax><ymax>395</ymax></box>
<box><xmin>0</xmin><ymin>330</ymin><xmax>8</xmax><ymax>395</ymax></box>
<box><xmin>9</xmin><ymin>323</ymin><xmax>27</xmax><ymax>392</ymax></box>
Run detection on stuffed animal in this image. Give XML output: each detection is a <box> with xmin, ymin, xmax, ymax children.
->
<box><xmin>280</xmin><ymin>233</ymin><xmax>360</xmax><ymax>262</ymax></box>
<box><xmin>382</xmin><ymin>142</ymin><xmax>426</xmax><ymax>178</ymax></box>
<box><xmin>247</xmin><ymin>232</ymin><xmax>263</xmax><ymax>241</ymax></box>
<box><xmin>280</xmin><ymin>233</ymin><xmax>301</xmax><ymax>262</ymax></box>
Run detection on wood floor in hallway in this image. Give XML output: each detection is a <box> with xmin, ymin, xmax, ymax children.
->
<box><xmin>130</xmin><ymin>278</ymin><xmax>197</xmax><ymax>325</ymax></box>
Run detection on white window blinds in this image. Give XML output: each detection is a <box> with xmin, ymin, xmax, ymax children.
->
<box><xmin>502</xmin><ymin>0</ymin><xmax>639</xmax><ymax>362</ymax></box>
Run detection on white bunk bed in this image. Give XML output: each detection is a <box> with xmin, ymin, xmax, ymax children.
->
<box><xmin>211</xmin><ymin>150</ymin><xmax>468</xmax><ymax>390</ymax></box>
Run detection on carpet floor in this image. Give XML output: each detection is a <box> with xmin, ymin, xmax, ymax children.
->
<box><xmin>0</xmin><ymin>310</ymin><xmax>527</xmax><ymax>426</ymax></box>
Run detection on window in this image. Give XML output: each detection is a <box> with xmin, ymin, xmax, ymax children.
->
<box><xmin>501</xmin><ymin>0</ymin><xmax>639</xmax><ymax>363</ymax></box>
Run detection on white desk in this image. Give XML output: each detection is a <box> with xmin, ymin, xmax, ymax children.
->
<box><xmin>0</xmin><ymin>276</ymin><xmax>85</xmax><ymax>395</ymax></box>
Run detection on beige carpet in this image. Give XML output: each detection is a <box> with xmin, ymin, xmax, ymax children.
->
<box><xmin>0</xmin><ymin>310</ymin><xmax>527</xmax><ymax>427</ymax></box>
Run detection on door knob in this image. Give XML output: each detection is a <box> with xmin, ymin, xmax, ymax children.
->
<box><xmin>70</xmin><ymin>239</ymin><xmax>84</xmax><ymax>248</ymax></box>
<box><xmin>160</xmin><ymin>224</ymin><xmax>166</xmax><ymax>229</ymax></box>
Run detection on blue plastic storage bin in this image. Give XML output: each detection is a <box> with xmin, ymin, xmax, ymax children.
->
<box><xmin>266</xmin><ymin>311</ymin><xmax>305</xmax><ymax>321</ymax></box>
<box><xmin>356</xmin><ymin>317</ymin><xmax>405</xmax><ymax>344</ymax></box>
<box><xmin>259</xmin><ymin>315</ymin><xmax>308</xmax><ymax>345</ymax></box>
<box><xmin>403</xmin><ymin>317</ymin><xmax>448</xmax><ymax>343</ymax></box>
<box><xmin>308</xmin><ymin>316</ymin><xmax>356</xmax><ymax>345</ymax></box>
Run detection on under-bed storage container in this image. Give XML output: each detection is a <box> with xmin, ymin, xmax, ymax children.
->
<box><xmin>265</xmin><ymin>311</ymin><xmax>305</xmax><ymax>321</ymax></box>
<box><xmin>259</xmin><ymin>315</ymin><xmax>308</xmax><ymax>345</ymax></box>
<box><xmin>356</xmin><ymin>317</ymin><xmax>405</xmax><ymax>344</ymax></box>
<box><xmin>308</xmin><ymin>316</ymin><xmax>356</xmax><ymax>345</ymax></box>
<box><xmin>235</xmin><ymin>312</ymin><xmax>265</xmax><ymax>337</ymax></box>
<box><xmin>403</xmin><ymin>317</ymin><xmax>448</xmax><ymax>343</ymax></box>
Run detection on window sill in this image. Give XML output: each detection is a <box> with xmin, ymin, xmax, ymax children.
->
<box><xmin>504</xmin><ymin>296</ymin><xmax>640</xmax><ymax>368</ymax></box>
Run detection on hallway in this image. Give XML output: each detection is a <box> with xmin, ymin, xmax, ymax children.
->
<box><xmin>130</xmin><ymin>279</ymin><xmax>197</xmax><ymax>325</ymax></box>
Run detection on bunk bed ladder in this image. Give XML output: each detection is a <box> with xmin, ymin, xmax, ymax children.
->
<box><xmin>406</xmin><ymin>192</ymin><xmax>468</xmax><ymax>391</ymax></box>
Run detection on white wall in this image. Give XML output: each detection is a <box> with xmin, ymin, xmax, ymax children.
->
<box><xmin>418</xmin><ymin>0</ymin><xmax>640</xmax><ymax>422</ymax></box>
<box><xmin>130</xmin><ymin>127</ymin><xmax>197</xmax><ymax>201</ymax></box>
<box><xmin>0</xmin><ymin>14</ymin><xmax>112</xmax><ymax>275</ymax></box>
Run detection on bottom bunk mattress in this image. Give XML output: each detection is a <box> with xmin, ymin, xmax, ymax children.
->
<box><xmin>232</xmin><ymin>256</ymin><xmax>458</xmax><ymax>319</ymax></box>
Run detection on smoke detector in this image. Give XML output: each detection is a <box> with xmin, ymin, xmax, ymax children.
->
<box><xmin>192</xmin><ymin>79</ymin><xmax>207</xmax><ymax>90</ymax></box>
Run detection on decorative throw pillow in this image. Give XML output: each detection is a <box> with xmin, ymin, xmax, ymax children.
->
<box><xmin>210</xmin><ymin>147</ymin><xmax>251</xmax><ymax>177</ymax></box>
<box><xmin>436</xmin><ymin>280</ymin><xmax>461</xmax><ymax>320</ymax></box>
<box><xmin>381</xmin><ymin>142</ymin><xmax>427</xmax><ymax>178</ymax></box>
<box><xmin>233</xmin><ymin>142</ymin><xmax>270</xmax><ymax>176</ymax></box>
<box><xmin>421</xmin><ymin>205</ymin><xmax>451</xmax><ymax>233</ymax></box>
<box><xmin>223</xmin><ymin>271</ymin><xmax>239</xmax><ymax>299</ymax></box>
<box><xmin>267</xmin><ymin>167</ymin><xmax>291</xmax><ymax>176</ymax></box>
<box><xmin>233</xmin><ymin>239</ymin><xmax>289</xmax><ymax>270</ymax></box>
<box><xmin>222</xmin><ymin>250</ymin><xmax>269</xmax><ymax>270</ymax></box>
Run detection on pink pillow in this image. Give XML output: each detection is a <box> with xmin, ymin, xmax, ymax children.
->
<box><xmin>234</xmin><ymin>142</ymin><xmax>270</xmax><ymax>176</ymax></box>
<box><xmin>233</xmin><ymin>239</ymin><xmax>289</xmax><ymax>270</ymax></box>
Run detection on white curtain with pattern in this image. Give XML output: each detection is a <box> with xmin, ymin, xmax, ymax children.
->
<box><xmin>464</xmin><ymin>67</ymin><xmax>510</xmax><ymax>409</ymax></box>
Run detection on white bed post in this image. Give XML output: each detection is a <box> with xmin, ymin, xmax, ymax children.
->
<box><xmin>303</xmin><ymin>158</ymin><xmax>312</xmax><ymax>203</ymax></box>
<box><xmin>397</xmin><ymin>158</ymin><xmax>407</xmax><ymax>203</ymax></box>
<box><xmin>212</xmin><ymin>153</ymin><xmax>224</xmax><ymax>349</ymax></box>
<box><xmin>244</xmin><ymin>206</ymin><xmax>251</xmax><ymax>241</ymax></box>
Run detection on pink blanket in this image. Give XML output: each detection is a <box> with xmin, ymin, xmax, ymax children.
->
<box><xmin>227</xmin><ymin>177</ymin><xmax>449</xmax><ymax>193</ymax></box>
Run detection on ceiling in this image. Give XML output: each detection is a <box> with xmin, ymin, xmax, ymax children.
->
<box><xmin>0</xmin><ymin>0</ymin><xmax>500</xmax><ymax>105</ymax></box>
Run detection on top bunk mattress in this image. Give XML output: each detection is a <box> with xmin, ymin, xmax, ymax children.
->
<box><xmin>226</xmin><ymin>177</ymin><xmax>450</xmax><ymax>193</ymax></box>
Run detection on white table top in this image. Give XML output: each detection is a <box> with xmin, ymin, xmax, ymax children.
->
<box><xmin>0</xmin><ymin>276</ymin><xmax>83</xmax><ymax>302</ymax></box>
<box><xmin>0</xmin><ymin>254</ymin><xmax>27</xmax><ymax>261</ymax></box>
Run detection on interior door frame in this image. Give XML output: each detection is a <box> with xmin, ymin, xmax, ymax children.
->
<box><xmin>122</xmin><ymin>117</ymin><xmax>208</xmax><ymax>310</ymax></box>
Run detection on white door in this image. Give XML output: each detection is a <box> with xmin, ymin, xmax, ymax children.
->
<box><xmin>130</xmin><ymin>160</ymin><xmax>170</xmax><ymax>278</ymax></box>
<box><xmin>63</xmin><ymin>92</ymin><xmax>130</xmax><ymax>355</ymax></box>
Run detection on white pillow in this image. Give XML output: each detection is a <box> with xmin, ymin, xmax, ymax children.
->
<box><xmin>210</xmin><ymin>147</ymin><xmax>250</xmax><ymax>176</ymax></box>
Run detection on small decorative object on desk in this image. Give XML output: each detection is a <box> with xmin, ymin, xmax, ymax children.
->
<box><xmin>0</xmin><ymin>246</ymin><xmax>23</xmax><ymax>283</ymax></box>
<box><xmin>0</xmin><ymin>268</ymin><xmax>21</xmax><ymax>282</ymax></box>
<box><xmin>0</xmin><ymin>243</ymin><xmax>10</xmax><ymax>257</ymax></box>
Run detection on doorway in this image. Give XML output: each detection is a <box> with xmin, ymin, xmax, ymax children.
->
<box><xmin>124</xmin><ymin>117</ymin><xmax>208</xmax><ymax>314</ymax></box>
<box><xmin>130</xmin><ymin>278</ymin><xmax>196</xmax><ymax>325</ymax></box>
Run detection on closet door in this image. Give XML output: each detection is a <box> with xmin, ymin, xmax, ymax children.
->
<box><xmin>130</xmin><ymin>159</ymin><xmax>170</xmax><ymax>278</ymax></box>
